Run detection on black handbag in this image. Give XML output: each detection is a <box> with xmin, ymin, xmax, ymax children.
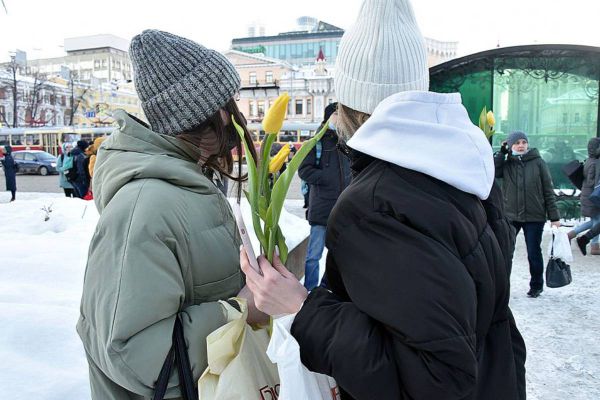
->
<box><xmin>153</xmin><ymin>314</ymin><xmax>198</xmax><ymax>400</ymax></box>
<box><xmin>561</xmin><ymin>160</ymin><xmax>584</xmax><ymax>189</ymax></box>
<box><xmin>546</xmin><ymin>234</ymin><xmax>572</xmax><ymax>288</ymax></box>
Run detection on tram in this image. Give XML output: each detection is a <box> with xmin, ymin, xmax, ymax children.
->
<box><xmin>0</xmin><ymin>121</ymin><xmax>322</xmax><ymax>159</ymax></box>
<box><xmin>0</xmin><ymin>126</ymin><xmax>115</xmax><ymax>156</ymax></box>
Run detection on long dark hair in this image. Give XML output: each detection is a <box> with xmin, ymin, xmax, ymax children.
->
<box><xmin>179</xmin><ymin>98</ymin><xmax>257</xmax><ymax>200</ymax></box>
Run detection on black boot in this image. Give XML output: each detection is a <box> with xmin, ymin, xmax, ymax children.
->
<box><xmin>527</xmin><ymin>288</ymin><xmax>543</xmax><ymax>298</ymax></box>
<box><xmin>576</xmin><ymin>235</ymin><xmax>590</xmax><ymax>256</ymax></box>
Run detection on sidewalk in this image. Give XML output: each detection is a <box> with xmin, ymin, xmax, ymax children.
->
<box><xmin>509</xmin><ymin>225</ymin><xmax>599</xmax><ymax>400</ymax></box>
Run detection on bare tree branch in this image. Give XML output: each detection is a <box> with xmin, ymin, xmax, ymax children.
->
<box><xmin>1</xmin><ymin>1</ymin><xmax>7</xmax><ymax>14</ymax></box>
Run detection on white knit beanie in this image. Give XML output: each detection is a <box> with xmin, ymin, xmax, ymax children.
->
<box><xmin>335</xmin><ymin>0</ymin><xmax>429</xmax><ymax>114</ymax></box>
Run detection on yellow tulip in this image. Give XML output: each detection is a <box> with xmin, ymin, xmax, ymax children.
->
<box><xmin>268</xmin><ymin>144</ymin><xmax>291</xmax><ymax>174</ymax></box>
<box><xmin>487</xmin><ymin>110</ymin><xmax>495</xmax><ymax>127</ymax></box>
<box><xmin>262</xmin><ymin>93</ymin><xmax>290</xmax><ymax>134</ymax></box>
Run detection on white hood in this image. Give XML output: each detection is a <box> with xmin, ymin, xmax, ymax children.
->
<box><xmin>347</xmin><ymin>91</ymin><xmax>494</xmax><ymax>200</ymax></box>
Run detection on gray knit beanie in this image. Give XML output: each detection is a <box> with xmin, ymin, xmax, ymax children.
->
<box><xmin>507</xmin><ymin>131</ymin><xmax>529</xmax><ymax>148</ymax></box>
<box><xmin>129</xmin><ymin>30</ymin><xmax>241</xmax><ymax>136</ymax></box>
<box><xmin>335</xmin><ymin>0</ymin><xmax>429</xmax><ymax>114</ymax></box>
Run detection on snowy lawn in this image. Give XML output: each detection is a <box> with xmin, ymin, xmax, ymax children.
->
<box><xmin>0</xmin><ymin>193</ymin><xmax>598</xmax><ymax>399</ymax></box>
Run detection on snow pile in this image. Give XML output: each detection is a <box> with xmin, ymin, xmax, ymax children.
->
<box><xmin>0</xmin><ymin>193</ymin><xmax>598</xmax><ymax>399</ymax></box>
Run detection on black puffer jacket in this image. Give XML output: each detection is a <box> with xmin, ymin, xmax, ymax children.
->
<box><xmin>298</xmin><ymin>130</ymin><xmax>351</xmax><ymax>226</ymax></box>
<box><xmin>580</xmin><ymin>138</ymin><xmax>600</xmax><ymax>217</ymax></box>
<box><xmin>292</xmin><ymin>153</ymin><xmax>525</xmax><ymax>400</ymax></box>
<box><xmin>494</xmin><ymin>148</ymin><xmax>560</xmax><ymax>222</ymax></box>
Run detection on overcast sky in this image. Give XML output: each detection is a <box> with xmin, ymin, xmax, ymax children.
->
<box><xmin>1</xmin><ymin>0</ymin><xmax>599</xmax><ymax>62</ymax></box>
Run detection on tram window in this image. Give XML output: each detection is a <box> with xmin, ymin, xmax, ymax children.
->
<box><xmin>62</xmin><ymin>134</ymin><xmax>79</xmax><ymax>143</ymax></box>
<box><xmin>0</xmin><ymin>135</ymin><xmax>8</xmax><ymax>145</ymax></box>
<box><xmin>299</xmin><ymin>130</ymin><xmax>311</xmax><ymax>142</ymax></box>
<box><xmin>257</xmin><ymin>130</ymin><xmax>266</xmax><ymax>141</ymax></box>
<box><xmin>279</xmin><ymin>131</ymin><xmax>296</xmax><ymax>142</ymax></box>
<box><xmin>11</xmin><ymin>134</ymin><xmax>24</xmax><ymax>145</ymax></box>
<box><xmin>25</xmin><ymin>134</ymin><xmax>40</xmax><ymax>145</ymax></box>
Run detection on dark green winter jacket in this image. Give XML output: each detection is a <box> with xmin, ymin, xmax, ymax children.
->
<box><xmin>77</xmin><ymin>110</ymin><xmax>242</xmax><ymax>399</ymax></box>
<box><xmin>494</xmin><ymin>148</ymin><xmax>560</xmax><ymax>222</ymax></box>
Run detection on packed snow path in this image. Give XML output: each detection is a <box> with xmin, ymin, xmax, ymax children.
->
<box><xmin>0</xmin><ymin>193</ymin><xmax>598</xmax><ymax>399</ymax></box>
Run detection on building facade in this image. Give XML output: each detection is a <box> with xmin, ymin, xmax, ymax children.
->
<box><xmin>0</xmin><ymin>70</ymin><xmax>142</xmax><ymax>129</ymax></box>
<box><xmin>25</xmin><ymin>34</ymin><xmax>133</xmax><ymax>84</ymax></box>
<box><xmin>232</xmin><ymin>17</ymin><xmax>458</xmax><ymax>68</ymax></box>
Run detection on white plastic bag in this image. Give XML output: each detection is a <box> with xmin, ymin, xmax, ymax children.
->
<box><xmin>547</xmin><ymin>228</ymin><xmax>573</xmax><ymax>262</ymax></box>
<box><xmin>267</xmin><ymin>314</ymin><xmax>341</xmax><ymax>400</ymax></box>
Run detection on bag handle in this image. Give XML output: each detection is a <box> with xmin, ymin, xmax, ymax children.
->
<box><xmin>153</xmin><ymin>314</ymin><xmax>198</xmax><ymax>400</ymax></box>
<box><xmin>550</xmin><ymin>232</ymin><xmax>555</xmax><ymax>257</ymax></box>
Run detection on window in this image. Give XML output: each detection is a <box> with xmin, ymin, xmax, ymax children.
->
<box><xmin>13</xmin><ymin>152</ymin><xmax>24</xmax><ymax>160</ymax></box>
<box><xmin>307</xmin><ymin>98</ymin><xmax>312</xmax><ymax>115</ymax></box>
<box><xmin>574</xmin><ymin>113</ymin><xmax>580</xmax><ymax>123</ymax></box>
<box><xmin>24</xmin><ymin>152</ymin><xmax>37</xmax><ymax>161</ymax></box>
<box><xmin>257</xmin><ymin>101</ymin><xmax>265</xmax><ymax>117</ymax></box>
<box><xmin>295</xmin><ymin>99</ymin><xmax>303</xmax><ymax>115</ymax></box>
<box><xmin>562</xmin><ymin>113</ymin><xmax>568</xmax><ymax>124</ymax></box>
<box><xmin>249</xmin><ymin>72</ymin><xmax>257</xmax><ymax>85</ymax></box>
<box><xmin>265</xmin><ymin>71</ymin><xmax>273</xmax><ymax>83</ymax></box>
<box><xmin>94</xmin><ymin>60</ymin><xmax>100</xmax><ymax>69</ymax></box>
<box><xmin>250</xmin><ymin>101</ymin><xmax>257</xmax><ymax>116</ymax></box>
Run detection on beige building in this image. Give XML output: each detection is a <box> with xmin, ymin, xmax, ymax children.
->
<box><xmin>226</xmin><ymin>38</ymin><xmax>457</xmax><ymax>128</ymax></box>
<box><xmin>26</xmin><ymin>34</ymin><xmax>133</xmax><ymax>84</ymax></box>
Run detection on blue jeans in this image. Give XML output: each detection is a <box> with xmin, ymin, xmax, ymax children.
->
<box><xmin>572</xmin><ymin>214</ymin><xmax>600</xmax><ymax>244</ymax></box>
<box><xmin>304</xmin><ymin>225</ymin><xmax>326</xmax><ymax>290</ymax></box>
<box><xmin>512</xmin><ymin>221</ymin><xmax>545</xmax><ymax>290</ymax></box>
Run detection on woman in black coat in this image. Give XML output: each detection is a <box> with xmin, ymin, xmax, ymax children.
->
<box><xmin>1</xmin><ymin>145</ymin><xmax>17</xmax><ymax>202</ymax></box>
<box><xmin>494</xmin><ymin>131</ymin><xmax>561</xmax><ymax>297</ymax></box>
<box><xmin>240</xmin><ymin>2</ymin><xmax>525</xmax><ymax>397</ymax></box>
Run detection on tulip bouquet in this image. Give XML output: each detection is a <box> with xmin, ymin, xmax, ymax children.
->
<box><xmin>479</xmin><ymin>107</ymin><xmax>495</xmax><ymax>141</ymax></box>
<box><xmin>232</xmin><ymin>93</ymin><xmax>329</xmax><ymax>264</ymax></box>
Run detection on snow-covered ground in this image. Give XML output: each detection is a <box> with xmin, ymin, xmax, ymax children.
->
<box><xmin>0</xmin><ymin>193</ymin><xmax>598</xmax><ymax>400</ymax></box>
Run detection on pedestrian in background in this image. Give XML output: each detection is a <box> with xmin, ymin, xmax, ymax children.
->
<box><xmin>77</xmin><ymin>29</ymin><xmax>266</xmax><ymax>399</ymax></box>
<box><xmin>0</xmin><ymin>145</ymin><xmax>17</xmax><ymax>202</ymax></box>
<box><xmin>568</xmin><ymin>137</ymin><xmax>600</xmax><ymax>255</ymax></box>
<box><xmin>87</xmin><ymin>137</ymin><xmax>106</xmax><ymax>178</ymax></box>
<box><xmin>298</xmin><ymin>102</ymin><xmax>351</xmax><ymax>290</ymax></box>
<box><xmin>241</xmin><ymin>0</ymin><xmax>525</xmax><ymax>398</ymax></box>
<box><xmin>70</xmin><ymin>140</ymin><xmax>90</xmax><ymax>198</ymax></box>
<box><xmin>56</xmin><ymin>142</ymin><xmax>76</xmax><ymax>198</ymax></box>
<box><xmin>495</xmin><ymin>131</ymin><xmax>561</xmax><ymax>298</ymax></box>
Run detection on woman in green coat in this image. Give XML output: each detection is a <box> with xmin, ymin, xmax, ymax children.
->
<box><xmin>495</xmin><ymin>131</ymin><xmax>561</xmax><ymax>298</ymax></box>
<box><xmin>77</xmin><ymin>30</ymin><xmax>265</xmax><ymax>399</ymax></box>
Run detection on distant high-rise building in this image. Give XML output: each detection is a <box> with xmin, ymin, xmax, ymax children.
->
<box><xmin>232</xmin><ymin>17</ymin><xmax>458</xmax><ymax>67</ymax></box>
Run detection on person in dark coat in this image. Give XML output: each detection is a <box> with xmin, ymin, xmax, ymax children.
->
<box><xmin>1</xmin><ymin>145</ymin><xmax>17</xmax><ymax>202</ymax></box>
<box><xmin>240</xmin><ymin>1</ymin><xmax>525</xmax><ymax>398</ymax></box>
<box><xmin>298</xmin><ymin>102</ymin><xmax>351</xmax><ymax>290</ymax></box>
<box><xmin>568</xmin><ymin>137</ymin><xmax>600</xmax><ymax>255</ymax></box>
<box><xmin>69</xmin><ymin>140</ymin><xmax>90</xmax><ymax>198</ymax></box>
<box><xmin>495</xmin><ymin>131</ymin><xmax>561</xmax><ymax>297</ymax></box>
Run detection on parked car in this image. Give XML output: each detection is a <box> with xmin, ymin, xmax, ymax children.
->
<box><xmin>13</xmin><ymin>150</ymin><xmax>58</xmax><ymax>176</ymax></box>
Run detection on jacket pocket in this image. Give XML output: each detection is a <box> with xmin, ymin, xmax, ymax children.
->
<box><xmin>193</xmin><ymin>272</ymin><xmax>242</xmax><ymax>304</ymax></box>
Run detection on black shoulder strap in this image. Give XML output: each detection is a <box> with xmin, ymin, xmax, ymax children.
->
<box><xmin>153</xmin><ymin>315</ymin><xmax>198</xmax><ymax>400</ymax></box>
